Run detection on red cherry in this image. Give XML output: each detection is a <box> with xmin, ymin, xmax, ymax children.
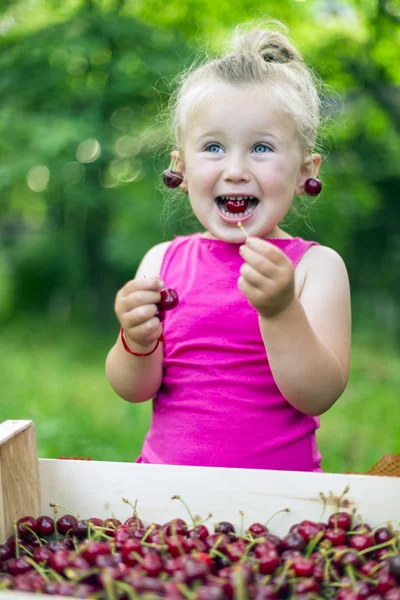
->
<box><xmin>375</xmin><ymin>527</ymin><xmax>394</xmax><ymax>544</ymax></box>
<box><xmin>48</xmin><ymin>550</ymin><xmax>71</xmax><ymax>575</ymax></box>
<box><xmin>328</xmin><ymin>511</ymin><xmax>352</xmax><ymax>531</ymax></box>
<box><xmin>376</xmin><ymin>569</ymin><xmax>397</xmax><ymax>595</ymax></box>
<box><xmin>166</xmin><ymin>534</ymin><xmax>190</xmax><ymax>557</ymax></box>
<box><xmin>158</xmin><ymin>288</ymin><xmax>179</xmax><ymax>311</ymax></box>
<box><xmin>4</xmin><ymin>557</ymin><xmax>32</xmax><ymax>576</ymax></box>
<box><xmin>121</xmin><ymin>538</ymin><xmax>143</xmax><ymax>566</ymax></box>
<box><xmin>56</xmin><ymin>514</ymin><xmax>78</xmax><ymax>535</ymax></box>
<box><xmin>164</xmin><ymin>518</ymin><xmax>187</xmax><ymax>536</ymax></box>
<box><xmin>279</xmin><ymin>531</ymin><xmax>306</xmax><ymax>552</ymax></box>
<box><xmin>297</xmin><ymin>520</ymin><xmax>324</xmax><ymax>542</ymax></box>
<box><xmin>124</xmin><ymin>515</ymin><xmax>144</xmax><ymax>529</ymax></box>
<box><xmin>385</xmin><ymin>589</ymin><xmax>400</xmax><ymax>600</ymax></box>
<box><xmin>17</xmin><ymin>516</ymin><xmax>37</xmax><ymax>538</ymax></box>
<box><xmin>81</xmin><ymin>541</ymin><xmax>111</xmax><ymax>565</ymax></box>
<box><xmin>0</xmin><ymin>544</ymin><xmax>13</xmax><ymax>561</ymax></box>
<box><xmin>295</xmin><ymin>577</ymin><xmax>320</xmax><ymax>595</ymax></box>
<box><xmin>32</xmin><ymin>546</ymin><xmax>53</xmax><ymax>564</ymax></box>
<box><xmin>163</xmin><ymin>169</ymin><xmax>183</xmax><ymax>188</ymax></box>
<box><xmin>36</xmin><ymin>515</ymin><xmax>55</xmax><ymax>536</ymax></box>
<box><xmin>291</xmin><ymin>556</ymin><xmax>314</xmax><ymax>577</ymax></box>
<box><xmin>225</xmin><ymin>541</ymin><xmax>246</xmax><ymax>562</ymax></box>
<box><xmin>196</xmin><ymin>584</ymin><xmax>227</xmax><ymax>600</ymax></box>
<box><xmin>304</xmin><ymin>177</ymin><xmax>322</xmax><ymax>196</ymax></box>
<box><xmin>349</xmin><ymin>533</ymin><xmax>374</xmax><ymax>552</ymax></box>
<box><xmin>325</xmin><ymin>527</ymin><xmax>347</xmax><ymax>546</ymax></box>
<box><xmin>189</xmin><ymin>524</ymin><xmax>209</xmax><ymax>541</ymax></box>
<box><xmin>258</xmin><ymin>547</ymin><xmax>280</xmax><ymax>575</ymax></box>
<box><xmin>141</xmin><ymin>553</ymin><xmax>163</xmax><ymax>577</ymax></box>
<box><xmin>225</xmin><ymin>198</ymin><xmax>249</xmax><ymax>214</ymax></box>
<box><xmin>247</xmin><ymin>522</ymin><xmax>267</xmax><ymax>537</ymax></box>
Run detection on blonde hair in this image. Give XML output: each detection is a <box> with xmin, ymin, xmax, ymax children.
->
<box><xmin>170</xmin><ymin>22</ymin><xmax>323</xmax><ymax>155</ymax></box>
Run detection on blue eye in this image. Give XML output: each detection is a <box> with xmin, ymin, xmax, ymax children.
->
<box><xmin>253</xmin><ymin>143</ymin><xmax>272</xmax><ymax>153</ymax></box>
<box><xmin>205</xmin><ymin>143</ymin><xmax>223</xmax><ymax>153</ymax></box>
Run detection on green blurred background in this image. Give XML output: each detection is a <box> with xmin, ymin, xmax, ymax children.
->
<box><xmin>0</xmin><ymin>0</ymin><xmax>399</xmax><ymax>474</ymax></box>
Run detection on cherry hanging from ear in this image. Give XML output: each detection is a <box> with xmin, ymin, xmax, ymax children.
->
<box><xmin>304</xmin><ymin>177</ymin><xmax>322</xmax><ymax>196</ymax></box>
<box><xmin>163</xmin><ymin>169</ymin><xmax>184</xmax><ymax>188</ymax></box>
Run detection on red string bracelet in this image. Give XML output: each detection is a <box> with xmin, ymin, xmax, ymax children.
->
<box><xmin>120</xmin><ymin>327</ymin><xmax>164</xmax><ymax>357</ymax></box>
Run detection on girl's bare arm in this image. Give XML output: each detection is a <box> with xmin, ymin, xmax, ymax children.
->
<box><xmin>105</xmin><ymin>241</ymin><xmax>171</xmax><ymax>403</ymax></box>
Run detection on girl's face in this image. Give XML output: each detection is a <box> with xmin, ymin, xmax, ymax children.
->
<box><xmin>178</xmin><ymin>82</ymin><xmax>319</xmax><ymax>242</ymax></box>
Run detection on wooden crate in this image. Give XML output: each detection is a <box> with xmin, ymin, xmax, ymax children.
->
<box><xmin>1</xmin><ymin>420</ymin><xmax>400</xmax><ymax>599</ymax></box>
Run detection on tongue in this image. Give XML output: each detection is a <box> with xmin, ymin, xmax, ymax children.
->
<box><xmin>225</xmin><ymin>198</ymin><xmax>249</xmax><ymax>213</ymax></box>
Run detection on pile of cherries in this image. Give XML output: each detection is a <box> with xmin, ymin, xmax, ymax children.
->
<box><xmin>1</xmin><ymin>500</ymin><xmax>400</xmax><ymax>599</ymax></box>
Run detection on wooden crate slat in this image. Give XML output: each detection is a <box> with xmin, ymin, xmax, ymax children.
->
<box><xmin>39</xmin><ymin>459</ymin><xmax>400</xmax><ymax>535</ymax></box>
<box><xmin>0</xmin><ymin>420</ymin><xmax>41</xmax><ymax>541</ymax></box>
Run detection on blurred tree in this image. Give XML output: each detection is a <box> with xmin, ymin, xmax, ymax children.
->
<box><xmin>0</xmin><ymin>0</ymin><xmax>399</xmax><ymax>337</ymax></box>
<box><xmin>0</xmin><ymin>2</ymin><xmax>192</xmax><ymax>323</ymax></box>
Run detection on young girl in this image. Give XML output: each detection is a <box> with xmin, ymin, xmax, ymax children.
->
<box><xmin>105</xmin><ymin>23</ymin><xmax>351</xmax><ymax>472</ymax></box>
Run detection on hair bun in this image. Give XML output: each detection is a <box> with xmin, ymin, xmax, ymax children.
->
<box><xmin>230</xmin><ymin>28</ymin><xmax>302</xmax><ymax>65</ymax></box>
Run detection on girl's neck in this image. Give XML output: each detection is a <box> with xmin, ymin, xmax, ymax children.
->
<box><xmin>201</xmin><ymin>226</ymin><xmax>292</xmax><ymax>241</ymax></box>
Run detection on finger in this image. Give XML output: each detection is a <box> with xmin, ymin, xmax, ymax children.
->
<box><xmin>117</xmin><ymin>290</ymin><xmax>162</xmax><ymax>313</ymax></box>
<box><xmin>239</xmin><ymin>262</ymin><xmax>269</xmax><ymax>290</ymax></box>
<box><xmin>237</xmin><ymin>275</ymin><xmax>265</xmax><ymax>303</ymax></box>
<box><xmin>239</xmin><ymin>244</ymin><xmax>276</xmax><ymax>279</ymax></box>
<box><xmin>245</xmin><ymin>237</ymin><xmax>288</xmax><ymax>266</ymax></box>
<box><xmin>122</xmin><ymin>303</ymin><xmax>159</xmax><ymax>329</ymax></box>
<box><xmin>120</xmin><ymin>276</ymin><xmax>164</xmax><ymax>297</ymax></box>
<box><xmin>124</xmin><ymin>317</ymin><xmax>163</xmax><ymax>347</ymax></box>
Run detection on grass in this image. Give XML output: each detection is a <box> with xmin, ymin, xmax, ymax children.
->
<box><xmin>1</xmin><ymin>315</ymin><xmax>399</xmax><ymax>474</ymax></box>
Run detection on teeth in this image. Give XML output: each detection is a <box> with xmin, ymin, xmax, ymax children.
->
<box><xmin>219</xmin><ymin>196</ymin><xmax>254</xmax><ymax>201</ymax></box>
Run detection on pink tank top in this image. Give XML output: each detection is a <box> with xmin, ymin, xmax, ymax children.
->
<box><xmin>138</xmin><ymin>233</ymin><xmax>322</xmax><ymax>472</ymax></box>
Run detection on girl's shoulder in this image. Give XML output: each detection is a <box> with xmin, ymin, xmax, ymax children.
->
<box><xmin>135</xmin><ymin>234</ymin><xmax>202</xmax><ymax>278</ymax></box>
<box><xmin>135</xmin><ymin>240</ymin><xmax>173</xmax><ymax>278</ymax></box>
<box><xmin>295</xmin><ymin>243</ymin><xmax>349</xmax><ymax>297</ymax></box>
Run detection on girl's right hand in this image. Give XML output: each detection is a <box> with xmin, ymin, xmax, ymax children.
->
<box><xmin>115</xmin><ymin>276</ymin><xmax>164</xmax><ymax>353</ymax></box>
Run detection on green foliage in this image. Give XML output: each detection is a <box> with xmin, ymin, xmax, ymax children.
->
<box><xmin>0</xmin><ymin>317</ymin><xmax>398</xmax><ymax>473</ymax></box>
<box><xmin>0</xmin><ymin>5</ymin><xmax>192</xmax><ymax>322</ymax></box>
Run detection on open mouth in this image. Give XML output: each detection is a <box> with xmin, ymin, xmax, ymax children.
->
<box><xmin>215</xmin><ymin>196</ymin><xmax>259</xmax><ymax>220</ymax></box>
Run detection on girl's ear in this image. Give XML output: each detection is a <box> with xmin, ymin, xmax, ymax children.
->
<box><xmin>295</xmin><ymin>153</ymin><xmax>322</xmax><ymax>196</ymax></box>
<box><xmin>170</xmin><ymin>150</ymin><xmax>188</xmax><ymax>193</ymax></box>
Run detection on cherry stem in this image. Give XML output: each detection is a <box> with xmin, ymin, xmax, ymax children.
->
<box><xmin>318</xmin><ymin>492</ymin><xmax>327</xmax><ymax>523</ymax></box>
<box><xmin>264</xmin><ymin>508</ymin><xmax>290</xmax><ymax>529</ymax></box>
<box><xmin>305</xmin><ymin>529</ymin><xmax>325</xmax><ymax>558</ymax></box>
<box><xmin>24</xmin><ymin>526</ymin><xmax>44</xmax><ymax>547</ymax></box>
<box><xmin>103</xmin><ymin>572</ymin><xmax>117</xmax><ymax>600</ymax></box>
<box><xmin>12</xmin><ymin>521</ymin><xmax>20</xmax><ymax>559</ymax></box>
<box><xmin>176</xmin><ymin>582</ymin><xmax>196</xmax><ymax>600</ymax></box>
<box><xmin>140</xmin><ymin>523</ymin><xmax>157</xmax><ymax>544</ymax></box>
<box><xmin>115</xmin><ymin>581</ymin><xmax>139</xmax><ymax>600</ymax></box>
<box><xmin>234</xmin><ymin>567</ymin><xmax>248</xmax><ymax>600</ymax></box>
<box><xmin>239</xmin><ymin>511</ymin><xmax>244</xmax><ymax>538</ymax></box>
<box><xmin>122</xmin><ymin>497</ymin><xmax>141</xmax><ymax>526</ymax></box>
<box><xmin>19</xmin><ymin>544</ymin><xmax>34</xmax><ymax>557</ymax></box>
<box><xmin>345</xmin><ymin>565</ymin><xmax>357</xmax><ymax>591</ymax></box>
<box><xmin>50</xmin><ymin>505</ymin><xmax>59</xmax><ymax>542</ymax></box>
<box><xmin>49</xmin><ymin>502</ymin><xmax>80</xmax><ymax>520</ymax></box>
<box><xmin>171</xmin><ymin>495</ymin><xmax>196</xmax><ymax>526</ymax></box>
<box><xmin>358</xmin><ymin>538</ymin><xmax>397</xmax><ymax>556</ymax></box>
<box><xmin>25</xmin><ymin>557</ymin><xmax>49</xmax><ymax>582</ymax></box>
<box><xmin>237</xmin><ymin>221</ymin><xmax>249</xmax><ymax>239</ymax></box>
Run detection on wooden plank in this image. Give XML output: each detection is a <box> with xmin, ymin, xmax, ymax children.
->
<box><xmin>0</xmin><ymin>421</ymin><xmax>41</xmax><ymax>542</ymax></box>
<box><xmin>38</xmin><ymin>459</ymin><xmax>400</xmax><ymax>535</ymax></box>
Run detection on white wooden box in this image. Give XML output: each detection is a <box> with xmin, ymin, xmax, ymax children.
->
<box><xmin>1</xmin><ymin>420</ymin><xmax>399</xmax><ymax>599</ymax></box>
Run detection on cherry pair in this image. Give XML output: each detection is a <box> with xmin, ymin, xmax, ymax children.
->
<box><xmin>163</xmin><ymin>168</ymin><xmax>322</xmax><ymax>196</ymax></box>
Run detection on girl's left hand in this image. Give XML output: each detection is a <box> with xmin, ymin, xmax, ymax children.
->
<box><xmin>238</xmin><ymin>237</ymin><xmax>295</xmax><ymax>319</ymax></box>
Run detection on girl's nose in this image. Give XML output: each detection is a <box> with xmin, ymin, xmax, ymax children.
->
<box><xmin>223</xmin><ymin>156</ymin><xmax>250</xmax><ymax>183</ymax></box>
